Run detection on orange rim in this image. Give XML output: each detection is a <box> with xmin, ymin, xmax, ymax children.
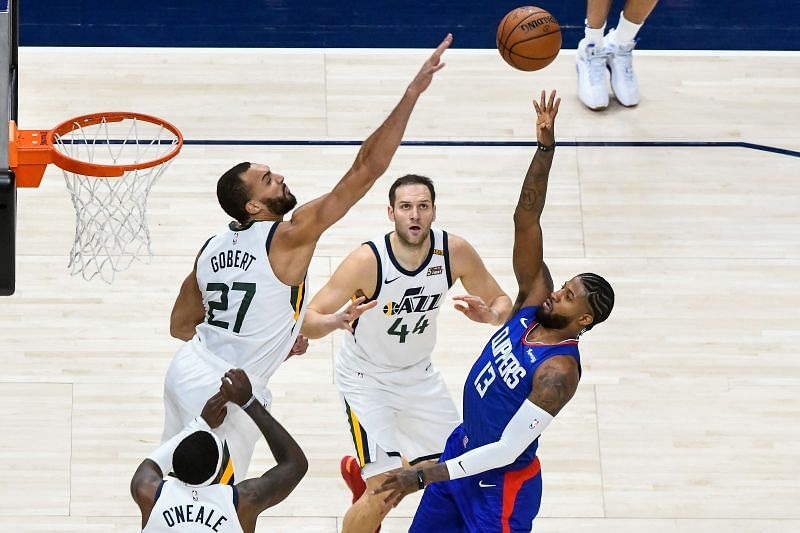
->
<box><xmin>46</xmin><ymin>111</ymin><xmax>184</xmax><ymax>177</ymax></box>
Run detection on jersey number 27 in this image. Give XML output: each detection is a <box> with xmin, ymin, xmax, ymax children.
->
<box><xmin>206</xmin><ymin>282</ymin><xmax>257</xmax><ymax>333</ymax></box>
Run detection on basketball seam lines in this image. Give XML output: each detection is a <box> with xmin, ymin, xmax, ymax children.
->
<box><xmin>507</xmin><ymin>28</ymin><xmax>562</xmax><ymax>55</ymax></box>
<box><xmin>501</xmin><ymin>10</ymin><xmax>546</xmax><ymax>51</ymax></box>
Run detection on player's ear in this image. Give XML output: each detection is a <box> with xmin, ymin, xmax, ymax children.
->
<box><xmin>431</xmin><ymin>204</ymin><xmax>437</xmax><ymax>222</ymax></box>
<box><xmin>577</xmin><ymin>313</ymin><xmax>593</xmax><ymax>329</ymax></box>
<box><xmin>387</xmin><ymin>204</ymin><xmax>395</xmax><ymax>222</ymax></box>
<box><xmin>245</xmin><ymin>200</ymin><xmax>262</xmax><ymax>216</ymax></box>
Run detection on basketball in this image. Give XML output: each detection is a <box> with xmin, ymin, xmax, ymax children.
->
<box><xmin>496</xmin><ymin>6</ymin><xmax>562</xmax><ymax>71</ymax></box>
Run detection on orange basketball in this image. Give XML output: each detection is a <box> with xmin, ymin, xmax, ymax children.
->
<box><xmin>496</xmin><ymin>6</ymin><xmax>562</xmax><ymax>71</ymax></box>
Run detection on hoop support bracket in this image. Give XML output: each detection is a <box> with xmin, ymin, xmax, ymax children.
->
<box><xmin>8</xmin><ymin>121</ymin><xmax>52</xmax><ymax>188</ymax></box>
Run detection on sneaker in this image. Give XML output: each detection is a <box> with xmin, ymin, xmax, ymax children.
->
<box><xmin>605</xmin><ymin>29</ymin><xmax>640</xmax><ymax>107</ymax></box>
<box><xmin>576</xmin><ymin>38</ymin><xmax>610</xmax><ymax>110</ymax></box>
<box><xmin>340</xmin><ymin>455</ymin><xmax>367</xmax><ymax>504</ymax></box>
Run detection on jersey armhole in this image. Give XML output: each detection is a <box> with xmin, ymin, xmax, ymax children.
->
<box><xmin>232</xmin><ymin>485</ymin><xmax>239</xmax><ymax>510</ymax></box>
<box><xmin>265</xmin><ymin>221</ymin><xmax>281</xmax><ymax>255</ymax></box>
<box><xmin>153</xmin><ymin>479</ymin><xmax>166</xmax><ymax>503</ymax></box>
<box><xmin>351</xmin><ymin>242</ymin><xmax>381</xmax><ymax>337</ymax></box>
<box><xmin>364</xmin><ymin>241</ymin><xmax>382</xmax><ymax>302</ymax></box>
<box><xmin>442</xmin><ymin>230</ymin><xmax>453</xmax><ymax>288</ymax></box>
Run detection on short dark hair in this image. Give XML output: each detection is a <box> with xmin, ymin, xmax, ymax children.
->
<box><xmin>578</xmin><ymin>273</ymin><xmax>615</xmax><ymax>331</ymax></box>
<box><xmin>217</xmin><ymin>162</ymin><xmax>252</xmax><ymax>223</ymax></box>
<box><xmin>172</xmin><ymin>431</ymin><xmax>219</xmax><ymax>485</ymax></box>
<box><xmin>388</xmin><ymin>174</ymin><xmax>435</xmax><ymax>207</ymax></box>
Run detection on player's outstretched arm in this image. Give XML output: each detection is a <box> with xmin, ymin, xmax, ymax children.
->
<box><xmin>302</xmin><ymin>244</ymin><xmax>378</xmax><ymax>339</ymax></box>
<box><xmin>448</xmin><ymin>235</ymin><xmax>512</xmax><ymax>325</ymax></box>
<box><xmin>224</xmin><ymin>369</ymin><xmax>308</xmax><ymax>531</ymax></box>
<box><xmin>279</xmin><ymin>34</ymin><xmax>452</xmax><ymax>247</ymax></box>
<box><xmin>512</xmin><ymin>90</ymin><xmax>561</xmax><ymax>313</ymax></box>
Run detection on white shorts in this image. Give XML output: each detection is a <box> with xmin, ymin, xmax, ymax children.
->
<box><xmin>335</xmin><ymin>355</ymin><xmax>461</xmax><ymax>479</ymax></box>
<box><xmin>162</xmin><ymin>341</ymin><xmax>272</xmax><ymax>481</ymax></box>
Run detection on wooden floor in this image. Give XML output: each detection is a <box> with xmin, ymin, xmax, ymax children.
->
<box><xmin>1</xmin><ymin>47</ymin><xmax>799</xmax><ymax>532</ymax></box>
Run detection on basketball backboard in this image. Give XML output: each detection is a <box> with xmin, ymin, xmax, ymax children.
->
<box><xmin>0</xmin><ymin>0</ymin><xmax>18</xmax><ymax>295</ymax></box>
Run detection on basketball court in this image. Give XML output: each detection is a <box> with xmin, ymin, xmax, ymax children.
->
<box><xmin>0</xmin><ymin>1</ymin><xmax>799</xmax><ymax>531</ymax></box>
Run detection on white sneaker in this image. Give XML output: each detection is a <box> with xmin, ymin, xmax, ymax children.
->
<box><xmin>605</xmin><ymin>29</ymin><xmax>640</xmax><ymax>107</ymax></box>
<box><xmin>576</xmin><ymin>38</ymin><xmax>609</xmax><ymax>110</ymax></box>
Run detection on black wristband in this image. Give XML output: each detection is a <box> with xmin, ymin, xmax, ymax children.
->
<box><xmin>416</xmin><ymin>468</ymin><xmax>425</xmax><ymax>490</ymax></box>
<box><xmin>537</xmin><ymin>141</ymin><xmax>556</xmax><ymax>152</ymax></box>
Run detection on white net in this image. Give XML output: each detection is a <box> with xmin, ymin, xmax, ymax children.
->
<box><xmin>53</xmin><ymin>115</ymin><xmax>181</xmax><ymax>283</ymax></box>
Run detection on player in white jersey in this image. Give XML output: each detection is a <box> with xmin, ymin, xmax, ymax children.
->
<box><xmin>302</xmin><ymin>175</ymin><xmax>512</xmax><ymax>533</ymax></box>
<box><xmin>132</xmin><ymin>368</ymin><xmax>308</xmax><ymax>533</ymax></box>
<box><xmin>164</xmin><ymin>35</ymin><xmax>453</xmax><ymax>480</ymax></box>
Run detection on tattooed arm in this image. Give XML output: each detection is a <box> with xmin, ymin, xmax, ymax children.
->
<box><xmin>528</xmin><ymin>355</ymin><xmax>580</xmax><ymax>416</ymax></box>
<box><xmin>512</xmin><ymin>90</ymin><xmax>561</xmax><ymax>313</ymax></box>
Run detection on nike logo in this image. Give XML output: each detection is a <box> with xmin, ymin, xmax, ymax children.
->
<box><xmin>478</xmin><ymin>480</ymin><xmax>496</xmax><ymax>488</ymax></box>
<box><xmin>520</xmin><ymin>317</ymin><xmax>529</xmax><ymax>327</ymax></box>
<box><xmin>384</xmin><ymin>276</ymin><xmax>401</xmax><ymax>284</ymax></box>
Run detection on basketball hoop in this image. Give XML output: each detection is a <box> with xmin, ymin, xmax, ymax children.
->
<box><xmin>9</xmin><ymin>112</ymin><xmax>184</xmax><ymax>283</ymax></box>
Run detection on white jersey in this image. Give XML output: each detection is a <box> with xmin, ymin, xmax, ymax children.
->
<box><xmin>143</xmin><ymin>480</ymin><xmax>244</xmax><ymax>533</ymax></box>
<box><xmin>339</xmin><ymin>229</ymin><xmax>452</xmax><ymax>373</ymax></box>
<box><xmin>193</xmin><ymin>220</ymin><xmax>307</xmax><ymax>380</ymax></box>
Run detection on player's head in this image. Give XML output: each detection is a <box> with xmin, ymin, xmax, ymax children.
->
<box><xmin>388</xmin><ymin>175</ymin><xmax>436</xmax><ymax>246</ymax></box>
<box><xmin>171</xmin><ymin>430</ymin><xmax>227</xmax><ymax>486</ymax></box>
<box><xmin>536</xmin><ymin>273</ymin><xmax>614</xmax><ymax>334</ymax></box>
<box><xmin>217</xmin><ymin>162</ymin><xmax>297</xmax><ymax>224</ymax></box>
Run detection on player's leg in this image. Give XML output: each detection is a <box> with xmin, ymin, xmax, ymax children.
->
<box><xmin>396</xmin><ymin>361</ymin><xmax>461</xmax><ymax>469</ymax></box>
<box><xmin>606</xmin><ymin>0</ymin><xmax>660</xmax><ymax>106</ymax></box>
<box><xmin>341</xmin><ymin>445</ymin><xmax>403</xmax><ymax>533</ymax></box>
<box><xmin>577</xmin><ymin>0</ymin><xmax>613</xmax><ymax>110</ymax></box>
<box><xmin>161</xmin><ymin>343</ymin><xmax>219</xmax><ymax>442</ymax></box>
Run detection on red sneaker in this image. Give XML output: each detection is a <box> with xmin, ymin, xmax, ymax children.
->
<box><xmin>340</xmin><ymin>455</ymin><xmax>367</xmax><ymax>504</ymax></box>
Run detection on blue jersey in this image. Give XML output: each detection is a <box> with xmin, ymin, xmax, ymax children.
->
<box><xmin>462</xmin><ymin>306</ymin><xmax>581</xmax><ymax>471</ymax></box>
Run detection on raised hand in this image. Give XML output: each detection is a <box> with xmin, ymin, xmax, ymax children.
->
<box><xmin>219</xmin><ymin>368</ymin><xmax>253</xmax><ymax>407</ymax></box>
<box><xmin>336</xmin><ymin>296</ymin><xmax>378</xmax><ymax>333</ymax></box>
<box><xmin>453</xmin><ymin>294</ymin><xmax>497</xmax><ymax>324</ymax></box>
<box><xmin>200</xmin><ymin>391</ymin><xmax>228</xmax><ymax>428</ymax></box>
<box><xmin>407</xmin><ymin>33</ymin><xmax>453</xmax><ymax>96</ymax></box>
<box><xmin>532</xmin><ymin>90</ymin><xmax>560</xmax><ymax>146</ymax></box>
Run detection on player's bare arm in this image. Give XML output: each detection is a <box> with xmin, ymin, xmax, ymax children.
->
<box><xmin>169</xmin><ymin>266</ymin><xmax>205</xmax><ymax>341</ymax></box>
<box><xmin>222</xmin><ymin>369</ymin><xmax>308</xmax><ymax>533</ymax></box>
<box><xmin>267</xmin><ymin>34</ymin><xmax>452</xmax><ymax>286</ymax></box>
<box><xmin>512</xmin><ymin>90</ymin><xmax>561</xmax><ymax>313</ymax></box>
<box><xmin>169</xmin><ymin>248</ymin><xmax>206</xmax><ymax>340</ymax></box>
<box><xmin>302</xmin><ymin>244</ymin><xmax>379</xmax><ymax>339</ymax></box>
<box><xmin>448</xmin><ymin>234</ymin><xmax>512</xmax><ymax>325</ymax></box>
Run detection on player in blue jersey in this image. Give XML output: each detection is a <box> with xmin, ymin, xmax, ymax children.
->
<box><xmin>374</xmin><ymin>90</ymin><xmax>615</xmax><ymax>532</ymax></box>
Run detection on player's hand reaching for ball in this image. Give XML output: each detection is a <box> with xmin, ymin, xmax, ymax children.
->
<box><xmin>407</xmin><ymin>33</ymin><xmax>452</xmax><ymax>96</ymax></box>
<box><xmin>200</xmin><ymin>392</ymin><xmax>228</xmax><ymax>428</ymax></box>
<box><xmin>219</xmin><ymin>368</ymin><xmax>253</xmax><ymax>407</ymax></box>
<box><xmin>533</xmin><ymin>89</ymin><xmax>560</xmax><ymax>146</ymax></box>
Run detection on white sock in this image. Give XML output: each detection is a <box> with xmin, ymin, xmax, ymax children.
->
<box><xmin>611</xmin><ymin>11</ymin><xmax>643</xmax><ymax>44</ymax></box>
<box><xmin>583</xmin><ymin>19</ymin><xmax>605</xmax><ymax>47</ymax></box>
